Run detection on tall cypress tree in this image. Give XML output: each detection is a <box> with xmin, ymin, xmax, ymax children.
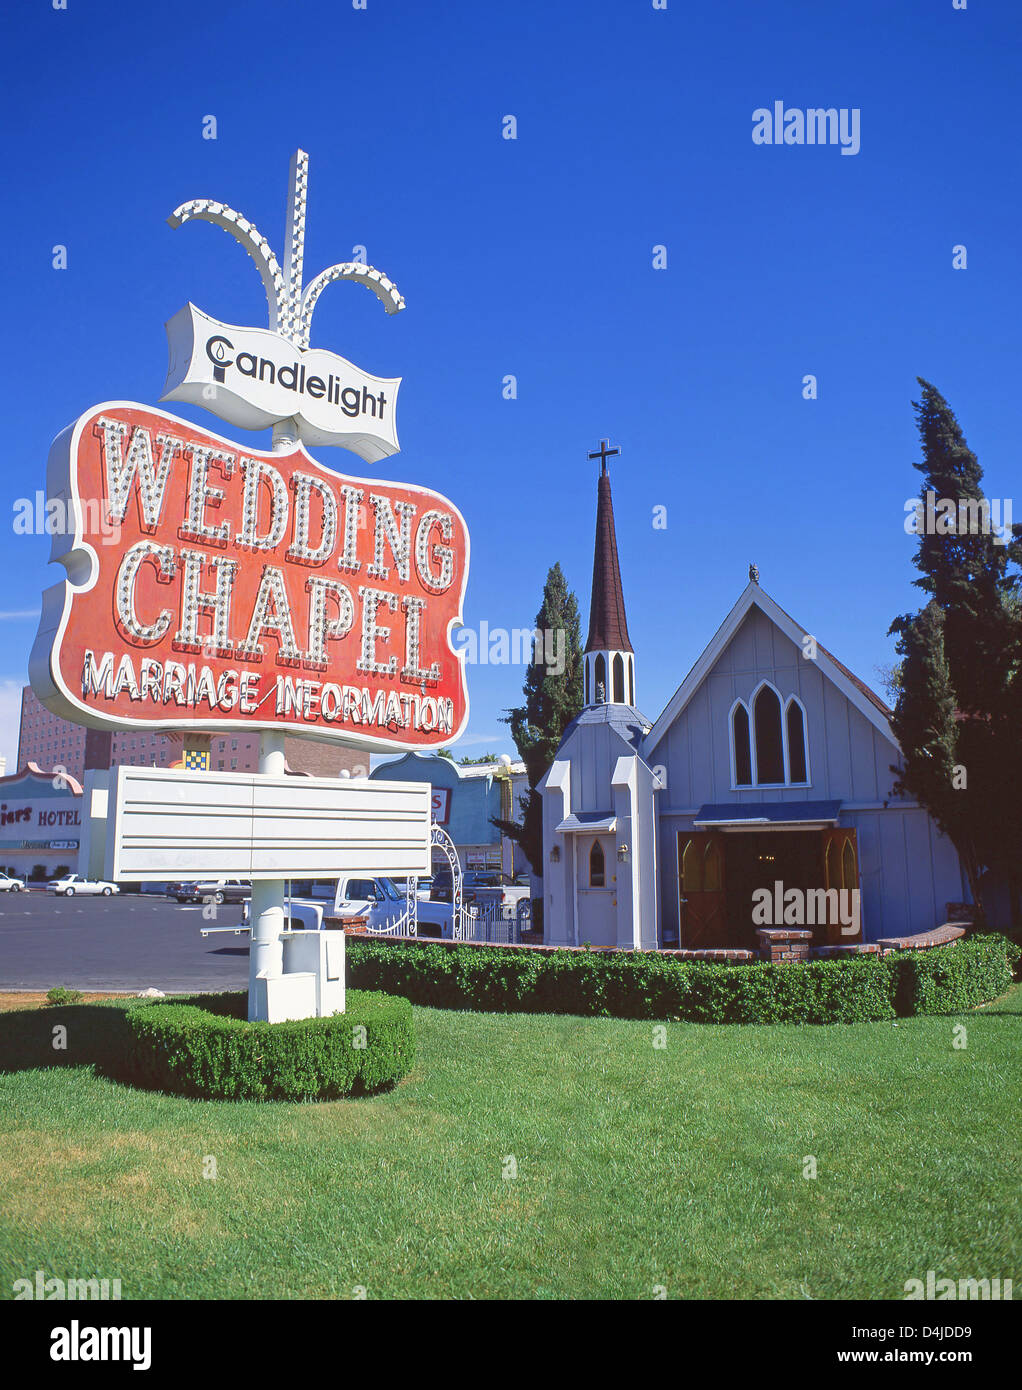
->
<box><xmin>494</xmin><ymin>563</ymin><xmax>584</xmax><ymax>873</ymax></box>
<box><xmin>907</xmin><ymin>380</ymin><xmax>1018</xmax><ymax>712</ymax></box>
<box><xmin>889</xmin><ymin>602</ymin><xmax>984</xmax><ymax>910</ymax></box>
<box><xmin>889</xmin><ymin>380</ymin><xmax>1022</xmax><ymax>925</ymax></box>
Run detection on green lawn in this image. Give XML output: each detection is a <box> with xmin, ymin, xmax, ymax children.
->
<box><xmin>1</xmin><ymin>987</ymin><xmax>1019</xmax><ymax>1299</ymax></box>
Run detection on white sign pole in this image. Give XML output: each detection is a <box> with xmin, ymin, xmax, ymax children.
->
<box><xmin>248</xmin><ymin>728</ymin><xmax>288</xmax><ymax>1020</ymax></box>
<box><xmin>248</xmin><ymin>416</ymin><xmax>301</xmax><ymax>1020</ymax></box>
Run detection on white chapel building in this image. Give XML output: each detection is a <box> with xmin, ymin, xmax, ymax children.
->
<box><xmin>540</xmin><ymin>453</ymin><xmax>969</xmax><ymax>952</ymax></box>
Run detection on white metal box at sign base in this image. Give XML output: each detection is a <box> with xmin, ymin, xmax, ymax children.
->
<box><xmin>104</xmin><ymin>766</ymin><xmax>431</xmax><ymax>880</ymax></box>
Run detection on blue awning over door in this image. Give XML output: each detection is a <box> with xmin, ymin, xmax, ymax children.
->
<box><xmin>556</xmin><ymin>811</ymin><xmax>618</xmax><ymax>834</ymax></box>
<box><xmin>693</xmin><ymin>801</ymin><xmax>841</xmax><ymax>829</ymax></box>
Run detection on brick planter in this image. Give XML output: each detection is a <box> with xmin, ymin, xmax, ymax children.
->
<box><xmin>875</xmin><ymin>924</ymin><xmax>967</xmax><ymax>951</ymax></box>
<box><xmin>662</xmin><ymin>948</ymin><xmax>757</xmax><ymax>962</ymax></box>
<box><xmin>813</xmin><ymin>943</ymin><xmax>881</xmax><ymax>958</ymax></box>
<box><xmin>756</xmin><ymin>928</ymin><xmax>813</xmax><ymax>962</ymax></box>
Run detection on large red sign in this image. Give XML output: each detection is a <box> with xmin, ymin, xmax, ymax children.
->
<box><xmin>30</xmin><ymin>403</ymin><xmax>469</xmax><ymax>752</ymax></box>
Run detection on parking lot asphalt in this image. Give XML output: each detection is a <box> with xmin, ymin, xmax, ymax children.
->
<box><xmin>0</xmin><ymin>890</ymin><xmax>250</xmax><ymax>993</ymax></box>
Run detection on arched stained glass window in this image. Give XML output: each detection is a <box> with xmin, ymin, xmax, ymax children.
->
<box><xmin>589</xmin><ymin>840</ymin><xmax>606</xmax><ymax>888</ymax></box>
<box><xmin>629</xmin><ymin>657</ymin><xmax>634</xmax><ymax>706</ymax></box>
<box><xmin>733</xmin><ymin>688</ymin><xmax>811</xmax><ymax>787</ymax></box>
<box><xmin>595</xmin><ymin>654</ymin><xmax>606</xmax><ymax>702</ymax></box>
<box><xmin>824</xmin><ymin>832</ymin><xmax>859</xmax><ymax>895</ymax></box>
<box><xmin>680</xmin><ymin>837</ymin><xmax>702</xmax><ymax>892</ymax></box>
<box><xmin>786</xmin><ymin>700</ymin><xmax>808</xmax><ymax>783</ymax></box>
<box><xmin>732</xmin><ymin>704</ymin><xmax>752</xmax><ymax>786</ymax></box>
<box><xmin>754</xmin><ymin>686</ymin><xmax>784</xmax><ymax>784</ymax></box>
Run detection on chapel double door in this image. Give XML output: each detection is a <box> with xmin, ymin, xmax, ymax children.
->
<box><xmin>677</xmin><ymin>832</ymin><xmax>727</xmax><ymax>948</ymax></box>
<box><xmin>677</xmin><ymin>827</ymin><xmax>862</xmax><ymax>947</ymax></box>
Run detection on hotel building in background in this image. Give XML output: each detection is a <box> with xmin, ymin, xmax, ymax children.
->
<box><xmin>16</xmin><ymin>685</ymin><xmax>362</xmax><ymax>781</ymax></box>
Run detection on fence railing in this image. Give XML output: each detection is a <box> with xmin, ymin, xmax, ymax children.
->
<box><xmin>458</xmin><ymin>899</ymin><xmax>531</xmax><ymax>944</ymax></box>
<box><xmin>359</xmin><ymin>894</ymin><xmax>535</xmax><ymax>943</ymax></box>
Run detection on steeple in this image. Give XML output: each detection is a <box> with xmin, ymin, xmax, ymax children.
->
<box><xmin>583</xmin><ymin>439</ymin><xmax>635</xmax><ymax>707</ymax></box>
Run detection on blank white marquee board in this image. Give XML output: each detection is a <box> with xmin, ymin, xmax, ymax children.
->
<box><xmin>103</xmin><ymin>766</ymin><xmax>432</xmax><ymax>881</ymax></box>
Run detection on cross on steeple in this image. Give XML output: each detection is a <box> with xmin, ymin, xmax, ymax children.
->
<box><xmin>588</xmin><ymin>438</ymin><xmax>620</xmax><ymax>476</ymax></box>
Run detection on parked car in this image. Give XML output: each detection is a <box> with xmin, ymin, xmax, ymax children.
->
<box><xmin>0</xmin><ymin>871</ymin><xmax>26</xmax><ymax>892</ymax></box>
<box><xmin>237</xmin><ymin>876</ymin><xmax>414</xmax><ymax>934</ymax></box>
<box><xmin>429</xmin><ymin>867</ymin><xmax>455</xmax><ymax>903</ymax></box>
<box><xmin>429</xmin><ymin>865</ymin><xmax>493</xmax><ymax>904</ymax></box>
<box><xmin>47</xmin><ymin>873</ymin><xmax>119</xmax><ymax>897</ymax></box>
<box><xmin>389</xmin><ymin>875</ymin><xmax>436</xmax><ymax>902</ymax></box>
<box><xmin>420</xmin><ymin>866</ymin><xmax>526</xmax><ymax>912</ymax></box>
<box><xmin>469</xmin><ymin>870</ymin><xmax>531</xmax><ymax>912</ymax></box>
<box><xmin>171</xmin><ymin>877</ymin><xmax>250</xmax><ymax>905</ymax></box>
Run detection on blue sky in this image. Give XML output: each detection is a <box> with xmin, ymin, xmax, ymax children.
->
<box><xmin>2</xmin><ymin>0</ymin><xmax>1020</xmax><ymax>771</ymax></box>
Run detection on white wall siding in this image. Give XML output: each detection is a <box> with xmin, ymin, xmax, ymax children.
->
<box><xmin>839</xmin><ymin>808</ymin><xmax>964</xmax><ymax>940</ymax></box>
<box><xmin>658</xmin><ymin>610</ymin><xmax>901</xmax><ymax>808</ymax></box>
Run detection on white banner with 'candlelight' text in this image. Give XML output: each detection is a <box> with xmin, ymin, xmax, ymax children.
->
<box><xmin>161</xmin><ymin>302</ymin><xmax>401</xmax><ymax>461</ymax></box>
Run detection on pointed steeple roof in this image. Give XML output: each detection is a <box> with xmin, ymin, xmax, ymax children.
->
<box><xmin>585</xmin><ymin>446</ymin><xmax>633</xmax><ymax>654</ymax></box>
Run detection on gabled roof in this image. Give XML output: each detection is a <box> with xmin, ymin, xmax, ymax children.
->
<box><xmin>643</xmin><ymin>582</ymin><xmax>898</xmax><ymax>756</ymax></box>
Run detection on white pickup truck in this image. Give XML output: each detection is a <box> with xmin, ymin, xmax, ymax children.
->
<box><xmin>233</xmin><ymin>875</ymin><xmax>452</xmax><ymax>935</ymax></box>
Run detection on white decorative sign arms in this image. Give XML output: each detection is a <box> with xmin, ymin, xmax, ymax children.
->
<box><xmin>162</xmin><ymin>149</ymin><xmax>405</xmax><ymax>460</ymax></box>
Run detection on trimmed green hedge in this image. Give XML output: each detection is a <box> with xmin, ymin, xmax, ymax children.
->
<box><xmin>125</xmin><ymin>989</ymin><xmax>414</xmax><ymax>1100</ymax></box>
<box><xmin>347</xmin><ymin>938</ymin><xmax>899</xmax><ymax>1023</ymax></box>
<box><xmin>896</xmin><ymin>934</ymin><xmax>1021</xmax><ymax>1016</ymax></box>
<box><xmin>347</xmin><ymin>934</ymin><xmax>1020</xmax><ymax>1025</ymax></box>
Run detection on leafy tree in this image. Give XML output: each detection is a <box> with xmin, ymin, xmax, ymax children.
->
<box><xmin>458</xmin><ymin>753</ymin><xmax>498</xmax><ymax>765</ymax></box>
<box><xmin>889</xmin><ymin>380</ymin><xmax>1022</xmax><ymax>925</ymax></box>
<box><xmin>873</xmin><ymin>662</ymin><xmax>903</xmax><ymax>706</ymax></box>
<box><xmin>493</xmin><ymin>563</ymin><xmax>584</xmax><ymax>872</ymax></box>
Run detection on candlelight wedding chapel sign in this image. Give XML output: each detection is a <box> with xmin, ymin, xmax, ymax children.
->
<box><xmin>31</xmin><ymin>401</ymin><xmax>469</xmax><ymax>753</ymax></box>
<box><xmin>30</xmin><ymin>150</ymin><xmax>470</xmax><ymax>757</ymax></box>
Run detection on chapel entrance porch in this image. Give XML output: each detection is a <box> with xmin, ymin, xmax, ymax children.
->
<box><xmin>677</xmin><ymin>821</ymin><xmax>860</xmax><ymax>951</ymax></box>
